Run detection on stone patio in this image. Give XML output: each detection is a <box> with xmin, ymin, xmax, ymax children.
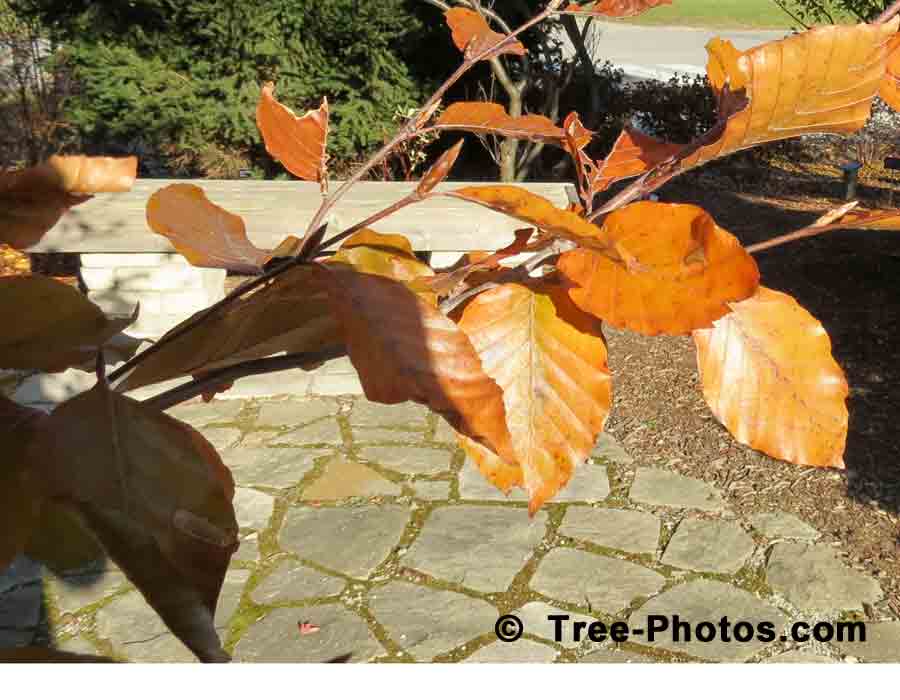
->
<box><xmin>2</xmin><ymin>392</ymin><xmax>897</xmax><ymax>663</ymax></box>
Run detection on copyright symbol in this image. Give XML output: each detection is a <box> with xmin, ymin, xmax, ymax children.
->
<box><xmin>495</xmin><ymin>614</ymin><xmax>523</xmax><ymax>642</ymax></box>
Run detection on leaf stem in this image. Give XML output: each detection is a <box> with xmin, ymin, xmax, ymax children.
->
<box><xmin>141</xmin><ymin>347</ymin><xmax>345</xmax><ymax>412</ymax></box>
<box><xmin>311</xmin><ymin>191</ymin><xmax>428</xmax><ymax>256</ymax></box>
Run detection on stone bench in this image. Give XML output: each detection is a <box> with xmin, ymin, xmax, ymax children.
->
<box><xmin>27</xmin><ymin>180</ymin><xmax>575</xmax><ymax>339</ymax></box>
<box><xmin>13</xmin><ymin>180</ymin><xmax>574</xmax><ymax>406</ymax></box>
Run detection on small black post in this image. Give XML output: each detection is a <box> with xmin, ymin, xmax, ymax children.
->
<box><xmin>840</xmin><ymin>162</ymin><xmax>862</xmax><ymax>202</ymax></box>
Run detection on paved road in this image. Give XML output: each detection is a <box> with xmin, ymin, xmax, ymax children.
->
<box><xmin>561</xmin><ymin>21</ymin><xmax>789</xmax><ymax>80</ymax></box>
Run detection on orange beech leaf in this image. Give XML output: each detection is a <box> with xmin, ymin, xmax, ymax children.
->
<box><xmin>338</xmin><ymin>228</ymin><xmax>417</xmax><ymax>257</ymax></box>
<box><xmin>434</xmin><ymin>103</ymin><xmax>566</xmax><ymax>146</ymax></box>
<box><xmin>146</xmin><ymin>184</ymin><xmax>271</xmax><ymax>273</ymax></box>
<box><xmin>445</xmin><ymin>7</ymin><xmax>526</xmax><ymax>60</ymax></box>
<box><xmin>0</xmin><ymin>275</ymin><xmax>136</xmax><ymax>372</ymax></box>
<box><xmin>566</xmin><ymin>1</ymin><xmax>673</xmax><ymax>18</ymax></box>
<box><xmin>321</xmin><ymin>265</ymin><xmax>515</xmax><ymax>465</ymax></box>
<box><xmin>834</xmin><ymin>208</ymin><xmax>900</xmax><ymax>229</ymax></box>
<box><xmin>118</xmin><ymin>264</ymin><xmax>342</xmax><ymax>392</ymax></box>
<box><xmin>0</xmin><ymin>155</ymin><xmax>136</xmax><ymax>250</ymax></box>
<box><xmin>327</xmin><ymin>229</ymin><xmax>435</xmax><ymax>305</ymax></box>
<box><xmin>0</xmin><ymin>396</ymin><xmax>45</xmax><ymax>570</ymax></box>
<box><xmin>417</xmin><ymin>139</ymin><xmax>464</xmax><ymax>197</ymax></box>
<box><xmin>880</xmin><ymin>33</ymin><xmax>900</xmax><ymax>110</ymax></box>
<box><xmin>558</xmin><ymin>202</ymin><xmax>760</xmax><ymax>336</ymax></box>
<box><xmin>256</xmin><ymin>83</ymin><xmax>329</xmax><ymax>183</ymax></box>
<box><xmin>30</xmin><ymin>384</ymin><xmax>239</xmax><ymax>661</ymax></box>
<box><xmin>447</xmin><ymin>185</ymin><xmax>613</xmax><ymax>251</ymax></box>
<box><xmin>673</xmin><ymin>21</ymin><xmax>899</xmax><ymax>177</ymax></box>
<box><xmin>693</xmin><ymin>287</ymin><xmax>848</xmax><ymax>468</ymax></box>
<box><xmin>457</xmin><ymin>282</ymin><xmax>612</xmax><ymax>514</ymax></box>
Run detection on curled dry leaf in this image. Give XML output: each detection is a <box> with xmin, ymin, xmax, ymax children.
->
<box><xmin>693</xmin><ymin>287</ymin><xmax>848</xmax><ymax>468</ymax></box>
<box><xmin>558</xmin><ymin>202</ymin><xmax>760</xmax><ymax>336</ymax></box>
<box><xmin>0</xmin><ymin>155</ymin><xmax>137</xmax><ymax>250</ymax></box>
<box><xmin>675</xmin><ymin>21</ymin><xmax>899</xmax><ymax>176</ymax></box>
<box><xmin>435</xmin><ymin>103</ymin><xmax>566</xmax><ymax>146</ymax></box>
<box><xmin>256</xmin><ymin>83</ymin><xmax>329</xmax><ymax>183</ymax></box>
<box><xmin>0</xmin><ymin>396</ymin><xmax>45</xmax><ymax>570</ymax></box>
<box><xmin>321</xmin><ymin>265</ymin><xmax>515</xmax><ymax>465</ymax></box>
<box><xmin>444</xmin><ymin>7</ymin><xmax>526</xmax><ymax>60</ymax></box>
<box><xmin>117</xmin><ymin>264</ymin><xmax>342</xmax><ymax>392</ymax></box>
<box><xmin>457</xmin><ymin>282</ymin><xmax>612</xmax><ymax>514</ymax></box>
<box><xmin>30</xmin><ymin>385</ymin><xmax>239</xmax><ymax>661</ymax></box>
<box><xmin>565</xmin><ymin>114</ymin><xmax>682</xmax><ymax>210</ymax></box>
<box><xmin>565</xmin><ymin>1</ymin><xmax>673</xmax><ymax>18</ymax></box>
<box><xmin>880</xmin><ymin>33</ymin><xmax>900</xmax><ymax>110</ymax></box>
<box><xmin>416</xmin><ymin>139</ymin><xmax>464</xmax><ymax>197</ymax></box>
<box><xmin>146</xmin><ymin>184</ymin><xmax>271</xmax><ymax>273</ymax></box>
<box><xmin>422</xmin><ymin>228</ymin><xmax>535</xmax><ymax>297</ymax></box>
<box><xmin>0</xmin><ymin>275</ymin><xmax>136</xmax><ymax>372</ymax></box>
<box><xmin>593</xmin><ymin>126</ymin><xmax>683</xmax><ymax>194</ymax></box>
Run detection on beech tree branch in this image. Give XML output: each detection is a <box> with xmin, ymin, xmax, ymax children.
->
<box><xmin>141</xmin><ymin>347</ymin><xmax>346</xmax><ymax>412</ymax></box>
<box><xmin>877</xmin><ymin>0</ymin><xmax>900</xmax><ymax>23</ymax></box>
<box><xmin>106</xmin><ymin>234</ymin><xmax>326</xmax><ymax>386</ymax></box>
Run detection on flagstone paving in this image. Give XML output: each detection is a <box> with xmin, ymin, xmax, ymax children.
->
<box><xmin>2</xmin><ymin>395</ymin><xmax>897</xmax><ymax>663</ymax></box>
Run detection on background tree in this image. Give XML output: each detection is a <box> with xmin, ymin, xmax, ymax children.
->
<box><xmin>419</xmin><ymin>0</ymin><xmax>603</xmax><ymax>181</ymax></box>
<box><xmin>10</xmin><ymin>0</ymin><xmax>444</xmax><ymax>176</ymax></box>
<box><xmin>0</xmin><ymin>0</ymin><xmax>70</xmax><ymax>167</ymax></box>
<box><xmin>773</xmin><ymin>0</ymin><xmax>890</xmax><ymax>25</ymax></box>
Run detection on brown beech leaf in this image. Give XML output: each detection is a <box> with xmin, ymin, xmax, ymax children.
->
<box><xmin>118</xmin><ymin>264</ymin><xmax>342</xmax><ymax>392</ymax></box>
<box><xmin>566</xmin><ymin>0</ymin><xmax>673</xmax><ymax>17</ymax></box>
<box><xmin>672</xmin><ymin>21</ymin><xmax>899</xmax><ymax>177</ymax></box>
<box><xmin>445</xmin><ymin>7</ymin><xmax>525</xmax><ymax>60</ymax></box>
<box><xmin>146</xmin><ymin>184</ymin><xmax>270</xmax><ymax>273</ymax></box>
<box><xmin>0</xmin><ymin>647</ymin><xmax>115</xmax><ymax>663</ymax></box>
<box><xmin>30</xmin><ymin>385</ymin><xmax>239</xmax><ymax>662</ymax></box>
<box><xmin>434</xmin><ymin>103</ymin><xmax>566</xmax><ymax>146</ymax></box>
<box><xmin>321</xmin><ymin>265</ymin><xmax>515</xmax><ymax>464</ymax></box>
<box><xmin>0</xmin><ymin>397</ymin><xmax>45</xmax><ymax>570</ymax></box>
<box><xmin>24</xmin><ymin>501</ymin><xmax>106</xmax><ymax>575</ymax></box>
<box><xmin>558</xmin><ymin>202</ymin><xmax>760</xmax><ymax>336</ymax></box>
<box><xmin>417</xmin><ymin>139</ymin><xmax>464</xmax><ymax>197</ymax></box>
<box><xmin>447</xmin><ymin>185</ymin><xmax>613</xmax><ymax>251</ymax></box>
<box><xmin>880</xmin><ymin>33</ymin><xmax>900</xmax><ymax>110</ymax></box>
<box><xmin>0</xmin><ymin>155</ymin><xmax>137</xmax><ymax>250</ymax></box>
<box><xmin>693</xmin><ymin>287</ymin><xmax>848</xmax><ymax>468</ymax></box>
<box><xmin>457</xmin><ymin>282</ymin><xmax>612</xmax><ymax>514</ymax></box>
<box><xmin>0</xmin><ymin>275</ymin><xmax>136</xmax><ymax>372</ymax></box>
<box><xmin>256</xmin><ymin>83</ymin><xmax>329</xmax><ymax>183</ymax></box>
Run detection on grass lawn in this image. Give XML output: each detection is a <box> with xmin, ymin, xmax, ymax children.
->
<box><xmin>626</xmin><ymin>0</ymin><xmax>855</xmax><ymax>29</ymax></box>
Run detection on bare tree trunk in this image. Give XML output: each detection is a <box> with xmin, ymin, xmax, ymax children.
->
<box><xmin>490</xmin><ymin>56</ymin><xmax>523</xmax><ymax>182</ymax></box>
